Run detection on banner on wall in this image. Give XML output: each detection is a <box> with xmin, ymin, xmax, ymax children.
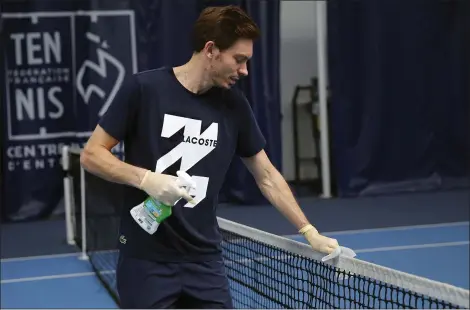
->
<box><xmin>2</xmin><ymin>10</ymin><xmax>137</xmax><ymax>221</ymax></box>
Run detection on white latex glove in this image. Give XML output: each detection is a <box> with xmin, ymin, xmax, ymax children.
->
<box><xmin>300</xmin><ymin>224</ymin><xmax>339</xmax><ymax>254</ymax></box>
<box><xmin>139</xmin><ymin>170</ymin><xmax>194</xmax><ymax>206</ymax></box>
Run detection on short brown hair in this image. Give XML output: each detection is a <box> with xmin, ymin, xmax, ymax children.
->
<box><xmin>191</xmin><ymin>5</ymin><xmax>260</xmax><ymax>52</ymax></box>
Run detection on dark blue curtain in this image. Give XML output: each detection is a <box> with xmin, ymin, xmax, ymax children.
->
<box><xmin>328</xmin><ymin>0</ymin><xmax>470</xmax><ymax>197</ymax></box>
<box><xmin>1</xmin><ymin>12</ymin><xmax>6</xmax><ymax>220</ymax></box>
<box><xmin>129</xmin><ymin>0</ymin><xmax>202</xmax><ymax>71</ymax></box>
<box><xmin>203</xmin><ymin>0</ymin><xmax>282</xmax><ymax>204</ymax></box>
<box><xmin>1</xmin><ymin>0</ymin><xmax>281</xmax><ymax>221</ymax></box>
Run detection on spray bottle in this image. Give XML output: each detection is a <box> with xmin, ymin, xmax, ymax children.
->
<box><xmin>130</xmin><ymin>171</ymin><xmax>196</xmax><ymax>234</ymax></box>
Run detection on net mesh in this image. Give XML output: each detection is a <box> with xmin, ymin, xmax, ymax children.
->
<box><xmin>64</xmin><ymin>148</ymin><xmax>469</xmax><ymax>309</ymax></box>
<box><xmin>218</xmin><ymin>221</ymin><xmax>468</xmax><ymax>309</ymax></box>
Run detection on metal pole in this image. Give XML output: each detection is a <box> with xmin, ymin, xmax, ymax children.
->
<box><xmin>316</xmin><ymin>1</ymin><xmax>332</xmax><ymax>198</ymax></box>
<box><xmin>79</xmin><ymin>166</ymin><xmax>89</xmax><ymax>260</ymax></box>
<box><xmin>61</xmin><ymin>145</ymin><xmax>75</xmax><ymax>245</ymax></box>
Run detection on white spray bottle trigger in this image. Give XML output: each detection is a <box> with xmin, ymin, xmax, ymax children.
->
<box><xmin>176</xmin><ymin>171</ymin><xmax>197</xmax><ymax>190</ymax></box>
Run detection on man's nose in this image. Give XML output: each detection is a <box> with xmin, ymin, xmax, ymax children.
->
<box><xmin>238</xmin><ymin>63</ymin><xmax>248</xmax><ymax>77</ymax></box>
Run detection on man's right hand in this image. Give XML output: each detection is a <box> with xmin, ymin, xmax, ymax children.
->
<box><xmin>81</xmin><ymin>126</ymin><xmax>194</xmax><ymax>206</ymax></box>
<box><xmin>139</xmin><ymin>170</ymin><xmax>194</xmax><ymax>206</ymax></box>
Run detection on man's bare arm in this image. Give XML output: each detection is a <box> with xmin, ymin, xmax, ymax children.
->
<box><xmin>242</xmin><ymin>149</ymin><xmax>339</xmax><ymax>254</ymax></box>
<box><xmin>241</xmin><ymin>149</ymin><xmax>310</xmax><ymax>230</ymax></box>
<box><xmin>80</xmin><ymin>125</ymin><xmax>147</xmax><ymax>188</ymax></box>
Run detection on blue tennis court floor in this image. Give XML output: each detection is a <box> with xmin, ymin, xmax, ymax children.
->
<box><xmin>2</xmin><ymin>221</ymin><xmax>468</xmax><ymax>308</ymax></box>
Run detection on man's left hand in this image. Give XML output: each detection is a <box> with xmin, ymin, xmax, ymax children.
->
<box><xmin>300</xmin><ymin>225</ymin><xmax>339</xmax><ymax>254</ymax></box>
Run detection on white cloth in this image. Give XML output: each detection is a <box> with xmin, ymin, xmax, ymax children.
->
<box><xmin>321</xmin><ymin>246</ymin><xmax>356</xmax><ymax>262</ymax></box>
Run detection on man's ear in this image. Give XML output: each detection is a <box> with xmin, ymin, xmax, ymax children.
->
<box><xmin>204</xmin><ymin>41</ymin><xmax>219</xmax><ymax>59</ymax></box>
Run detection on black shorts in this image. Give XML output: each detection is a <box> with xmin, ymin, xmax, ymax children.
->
<box><xmin>116</xmin><ymin>254</ymin><xmax>233</xmax><ymax>309</ymax></box>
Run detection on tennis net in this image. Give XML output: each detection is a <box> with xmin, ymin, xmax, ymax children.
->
<box><xmin>61</xmin><ymin>146</ymin><xmax>469</xmax><ymax>309</ymax></box>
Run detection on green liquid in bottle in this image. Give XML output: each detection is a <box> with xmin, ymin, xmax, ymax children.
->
<box><xmin>143</xmin><ymin>196</ymin><xmax>172</xmax><ymax>223</ymax></box>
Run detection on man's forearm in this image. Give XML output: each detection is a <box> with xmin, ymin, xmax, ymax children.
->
<box><xmin>80</xmin><ymin>145</ymin><xmax>147</xmax><ymax>189</ymax></box>
<box><xmin>257</xmin><ymin>167</ymin><xmax>310</xmax><ymax>231</ymax></box>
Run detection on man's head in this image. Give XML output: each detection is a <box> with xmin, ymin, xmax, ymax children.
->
<box><xmin>191</xmin><ymin>5</ymin><xmax>260</xmax><ymax>89</ymax></box>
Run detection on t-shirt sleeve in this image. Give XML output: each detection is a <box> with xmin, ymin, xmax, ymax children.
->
<box><xmin>98</xmin><ymin>74</ymin><xmax>140</xmax><ymax>141</ymax></box>
<box><xmin>235</xmin><ymin>92</ymin><xmax>266</xmax><ymax>158</ymax></box>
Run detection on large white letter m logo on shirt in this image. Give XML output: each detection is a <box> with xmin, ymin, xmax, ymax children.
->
<box><xmin>155</xmin><ymin>114</ymin><xmax>218</xmax><ymax>208</ymax></box>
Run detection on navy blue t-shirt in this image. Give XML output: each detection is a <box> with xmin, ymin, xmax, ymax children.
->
<box><xmin>98</xmin><ymin>67</ymin><xmax>266</xmax><ymax>262</ymax></box>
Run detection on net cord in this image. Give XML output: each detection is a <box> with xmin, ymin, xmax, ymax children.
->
<box><xmin>217</xmin><ymin>217</ymin><xmax>470</xmax><ymax>308</ymax></box>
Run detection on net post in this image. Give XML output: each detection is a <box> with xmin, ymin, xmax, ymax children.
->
<box><xmin>62</xmin><ymin>145</ymin><xmax>75</xmax><ymax>246</ymax></box>
<box><xmin>79</xmin><ymin>165</ymin><xmax>89</xmax><ymax>261</ymax></box>
<box><xmin>316</xmin><ymin>0</ymin><xmax>332</xmax><ymax>199</ymax></box>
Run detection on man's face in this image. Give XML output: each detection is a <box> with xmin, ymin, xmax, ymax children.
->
<box><xmin>208</xmin><ymin>39</ymin><xmax>253</xmax><ymax>89</ymax></box>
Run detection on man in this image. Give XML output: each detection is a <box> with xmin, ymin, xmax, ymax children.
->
<box><xmin>80</xmin><ymin>5</ymin><xmax>339</xmax><ymax>309</ymax></box>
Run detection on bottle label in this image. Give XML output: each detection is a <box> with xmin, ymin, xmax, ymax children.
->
<box><xmin>130</xmin><ymin>198</ymin><xmax>171</xmax><ymax>234</ymax></box>
<box><xmin>143</xmin><ymin>198</ymin><xmax>162</xmax><ymax>221</ymax></box>
<box><xmin>130</xmin><ymin>199</ymin><xmax>162</xmax><ymax>235</ymax></box>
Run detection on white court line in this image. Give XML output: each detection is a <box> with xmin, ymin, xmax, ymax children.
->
<box><xmin>354</xmin><ymin>241</ymin><xmax>470</xmax><ymax>253</ymax></box>
<box><xmin>0</xmin><ymin>249</ymin><xmax>118</xmax><ymax>263</ymax></box>
<box><xmin>0</xmin><ymin>252</ymin><xmax>80</xmax><ymax>263</ymax></box>
<box><xmin>1</xmin><ymin>270</ymin><xmax>115</xmax><ymax>284</ymax></box>
<box><xmin>283</xmin><ymin>221</ymin><xmax>469</xmax><ymax>238</ymax></box>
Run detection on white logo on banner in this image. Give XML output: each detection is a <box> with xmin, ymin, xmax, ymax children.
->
<box><xmin>76</xmin><ymin>32</ymin><xmax>125</xmax><ymax>117</ymax></box>
<box><xmin>155</xmin><ymin>114</ymin><xmax>219</xmax><ymax>208</ymax></box>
